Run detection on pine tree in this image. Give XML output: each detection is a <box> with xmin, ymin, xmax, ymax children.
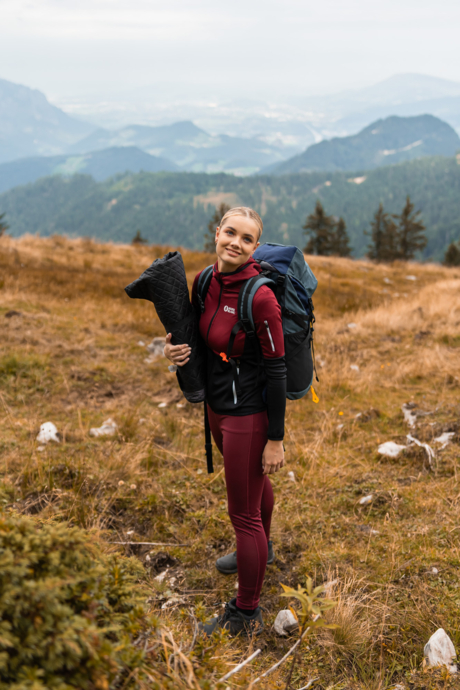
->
<box><xmin>131</xmin><ymin>229</ymin><xmax>147</xmax><ymax>245</ymax></box>
<box><xmin>303</xmin><ymin>200</ymin><xmax>335</xmax><ymax>255</ymax></box>
<box><xmin>367</xmin><ymin>203</ymin><xmax>400</xmax><ymax>262</ymax></box>
<box><xmin>395</xmin><ymin>196</ymin><xmax>427</xmax><ymax>260</ymax></box>
<box><xmin>444</xmin><ymin>241</ymin><xmax>460</xmax><ymax>267</ymax></box>
<box><xmin>0</xmin><ymin>212</ymin><xmax>8</xmax><ymax>237</ymax></box>
<box><xmin>203</xmin><ymin>202</ymin><xmax>231</xmax><ymax>252</ymax></box>
<box><xmin>329</xmin><ymin>216</ymin><xmax>352</xmax><ymax>257</ymax></box>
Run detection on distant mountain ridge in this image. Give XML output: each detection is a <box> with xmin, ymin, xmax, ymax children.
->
<box><xmin>0</xmin><ymin>147</ymin><xmax>177</xmax><ymax>194</ymax></box>
<box><xmin>0</xmin><ymin>78</ymin><xmax>95</xmax><ymax>164</ymax></box>
<box><xmin>69</xmin><ymin>120</ymin><xmax>295</xmax><ymax>174</ymax></box>
<box><xmin>266</xmin><ymin>115</ymin><xmax>460</xmax><ymax>174</ymax></box>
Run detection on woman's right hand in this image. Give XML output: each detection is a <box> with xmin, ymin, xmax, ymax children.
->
<box><xmin>163</xmin><ymin>333</ymin><xmax>191</xmax><ymax>367</ymax></box>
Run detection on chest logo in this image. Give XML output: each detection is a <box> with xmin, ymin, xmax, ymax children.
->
<box><xmin>224</xmin><ymin>305</ymin><xmax>236</xmax><ymax>315</ymax></box>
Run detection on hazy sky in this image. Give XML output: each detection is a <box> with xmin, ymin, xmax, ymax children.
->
<box><xmin>2</xmin><ymin>0</ymin><xmax>460</xmax><ymax>102</ymax></box>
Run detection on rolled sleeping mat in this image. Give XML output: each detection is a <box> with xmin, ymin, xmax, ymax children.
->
<box><xmin>124</xmin><ymin>251</ymin><xmax>206</xmax><ymax>404</ymax></box>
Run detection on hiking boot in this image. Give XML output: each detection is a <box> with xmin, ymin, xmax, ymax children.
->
<box><xmin>215</xmin><ymin>541</ymin><xmax>274</xmax><ymax>575</ymax></box>
<box><xmin>198</xmin><ymin>598</ymin><xmax>264</xmax><ymax>637</ymax></box>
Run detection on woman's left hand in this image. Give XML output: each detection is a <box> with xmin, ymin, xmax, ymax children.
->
<box><xmin>262</xmin><ymin>440</ymin><xmax>285</xmax><ymax>475</ymax></box>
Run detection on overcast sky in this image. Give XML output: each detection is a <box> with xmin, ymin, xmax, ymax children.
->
<box><xmin>2</xmin><ymin>0</ymin><xmax>460</xmax><ymax>102</ymax></box>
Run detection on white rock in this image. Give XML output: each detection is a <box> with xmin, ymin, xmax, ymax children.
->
<box><xmin>402</xmin><ymin>403</ymin><xmax>417</xmax><ymax>428</ymax></box>
<box><xmin>350</xmin><ymin>364</ymin><xmax>360</xmax><ymax>372</ymax></box>
<box><xmin>405</xmin><ymin>275</ymin><xmax>417</xmax><ymax>281</ymax></box>
<box><xmin>196</xmin><ymin>468</ymin><xmax>203</xmax><ymax>475</ymax></box>
<box><xmin>36</xmin><ymin>422</ymin><xmax>60</xmax><ymax>444</ymax></box>
<box><xmin>383</xmin><ymin>277</ymin><xmax>392</xmax><ymax>284</ymax></box>
<box><xmin>378</xmin><ymin>441</ymin><xmax>407</xmax><ymax>458</ymax></box>
<box><xmin>126</xmin><ymin>530</ymin><xmax>134</xmax><ymax>535</ymax></box>
<box><xmin>37</xmin><ymin>445</ymin><xmax>46</xmax><ymax>452</ymax></box>
<box><xmin>89</xmin><ymin>418</ymin><xmax>118</xmax><ymax>437</ymax></box>
<box><xmin>146</xmin><ymin>337</ymin><xmax>166</xmax><ymax>357</ymax></box>
<box><xmin>137</xmin><ymin>340</ymin><xmax>145</xmax><ymax>347</ymax></box>
<box><xmin>424</xmin><ymin>628</ymin><xmax>457</xmax><ymax>673</ymax></box>
<box><xmin>359</xmin><ymin>494</ymin><xmax>373</xmax><ymax>505</ymax></box>
<box><xmin>161</xmin><ymin>595</ymin><xmax>185</xmax><ymax>609</ymax></box>
<box><xmin>176</xmin><ymin>402</ymin><xmax>186</xmax><ymax>409</ymax></box>
<box><xmin>434</xmin><ymin>432</ymin><xmax>455</xmax><ymax>449</ymax></box>
<box><xmin>431</xmin><ymin>567</ymin><xmax>439</xmax><ymax>575</ymax></box>
<box><xmin>347</xmin><ymin>322</ymin><xmax>357</xmax><ymax>329</ymax></box>
<box><xmin>274</xmin><ymin>609</ymin><xmax>299</xmax><ymax>636</ymax></box>
<box><xmin>287</xmin><ymin>471</ymin><xmax>296</xmax><ymax>482</ymax></box>
<box><xmin>158</xmin><ymin>402</ymin><xmax>167</xmax><ymax>408</ymax></box>
<box><xmin>155</xmin><ymin>569</ymin><xmax>169</xmax><ymax>583</ymax></box>
<box><xmin>337</xmin><ymin>423</ymin><xmax>344</xmax><ymax>430</ymax></box>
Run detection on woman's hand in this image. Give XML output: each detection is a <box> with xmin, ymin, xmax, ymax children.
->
<box><xmin>262</xmin><ymin>439</ymin><xmax>285</xmax><ymax>475</ymax></box>
<box><xmin>163</xmin><ymin>333</ymin><xmax>191</xmax><ymax>367</ymax></box>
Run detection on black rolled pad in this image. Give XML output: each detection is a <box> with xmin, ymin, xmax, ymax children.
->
<box><xmin>125</xmin><ymin>251</ymin><xmax>206</xmax><ymax>403</ymax></box>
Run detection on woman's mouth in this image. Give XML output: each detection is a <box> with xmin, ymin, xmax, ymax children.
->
<box><xmin>226</xmin><ymin>248</ymin><xmax>240</xmax><ymax>257</ymax></box>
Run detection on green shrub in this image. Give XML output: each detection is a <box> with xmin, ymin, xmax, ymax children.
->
<box><xmin>0</xmin><ymin>513</ymin><xmax>157</xmax><ymax>689</ymax></box>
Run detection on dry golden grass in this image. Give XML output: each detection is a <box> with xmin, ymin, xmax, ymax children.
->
<box><xmin>1</xmin><ymin>233</ymin><xmax>460</xmax><ymax>689</ymax></box>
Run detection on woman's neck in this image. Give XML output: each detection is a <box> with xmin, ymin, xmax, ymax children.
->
<box><xmin>217</xmin><ymin>256</ymin><xmax>247</xmax><ymax>274</ymax></box>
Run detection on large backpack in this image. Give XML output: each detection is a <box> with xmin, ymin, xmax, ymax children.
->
<box><xmin>197</xmin><ymin>243</ymin><xmax>319</xmax><ymax>401</ymax></box>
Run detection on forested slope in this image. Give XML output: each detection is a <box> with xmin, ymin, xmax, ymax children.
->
<box><xmin>2</xmin><ymin>156</ymin><xmax>460</xmax><ymax>259</ymax></box>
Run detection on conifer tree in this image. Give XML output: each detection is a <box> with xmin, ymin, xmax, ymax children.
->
<box><xmin>303</xmin><ymin>200</ymin><xmax>335</xmax><ymax>255</ymax></box>
<box><xmin>0</xmin><ymin>212</ymin><xmax>8</xmax><ymax>237</ymax></box>
<box><xmin>395</xmin><ymin>196</ymin><xmax>427</xmax><ymax>260</ymax></box>
<box><xmin>367</xmin><ymin>203</ymin><xmax>400</xmax><ymax>262</ymax></box>
<box><xmin>204</xmin><ymin>203</ymin><xmax>231</xmax><ymax>252</ymax></box>
<box><xmin>329</xmin><ymin>216</ymin><xmax>352</xmax><ymax>257</ymax></box>
<box><xmin>131</xmin><ymin>229</ymin><xmax>147</xmax><ymax>245</ymax></box>
<box><xmin>444</xmin><ymin>241</ymin><xmax>460</xmax><ymax>267</ymax></box>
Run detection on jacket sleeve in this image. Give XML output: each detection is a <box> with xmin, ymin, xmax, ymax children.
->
<box><xmin>252</xmin><ymin>287</ymin><xmax>286</xmax><ymax>441</ymax></box>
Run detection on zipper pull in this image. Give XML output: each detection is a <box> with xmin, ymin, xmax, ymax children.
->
<box><xmin>311</xmin><ymin>386</ymin><xmax>319</xmax><ymax>403</ymax></box>
<box><xmin>264</xmin><ymin>320</ymin><xmax>275</xmax><ymax>352</ymax></box>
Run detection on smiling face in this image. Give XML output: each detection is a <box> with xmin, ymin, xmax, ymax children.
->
<box><xmin>215</xmin><ymin>215</ymin><xmax>260</xmax><ymax>273</ymax></box>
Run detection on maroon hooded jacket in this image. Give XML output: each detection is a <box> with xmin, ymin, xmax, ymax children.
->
<box><xmin>191</xmin><ymin>258</ymin><xmax>286</xmax><ymax>440</ymax></box>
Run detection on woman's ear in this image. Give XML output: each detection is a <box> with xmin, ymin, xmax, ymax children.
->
<box><xmin>215</xmin><ymin>226</ymin><xmax>220</xmax><ymax>243</ymax></box>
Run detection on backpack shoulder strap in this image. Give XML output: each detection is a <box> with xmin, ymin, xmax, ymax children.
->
<box><xmin>223</xmin><ymin>275</ymin><xmax>275</xmax><ymax>362</ymax></box>
<box><xmin>196</xmin><ymin>265</ymin><xmax>214</xmax><ymax>313</ymax></box>
<box><xmin>238</xmin><ymin>275</ymin><xmax>276</xmax><ymax>334</ymax></box>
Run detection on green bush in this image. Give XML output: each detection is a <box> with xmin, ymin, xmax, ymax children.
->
<box><xmin>0</xmin><ymin>513</ymin><xmax>157</xmax><ymax>689</ymax></box>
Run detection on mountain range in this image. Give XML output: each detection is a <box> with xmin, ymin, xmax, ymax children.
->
<box><xmin>0</xmin><ymin>147</ymin><xmax>177</xmax><ymax>195</ymax></box>
<box><xmin>266</xmin><ymin>115</ymin><xmax>460</xmax><ymax>174</ymax></box>
<box><xmin>0</xmin><ymin>78</ymin><xmax>93</xmax><ymax>164</ymax></box>
<box><xmin>67</xmin><ymin>120</ymin><xmax>294</xmax><ymax>174</ymax></box>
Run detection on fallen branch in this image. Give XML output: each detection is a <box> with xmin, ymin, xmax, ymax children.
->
<box><xmin>187</xmin><ymin>610</ymin><xmax>199</xmax><ymax>654</ymax></box>
<box><xmin>109</xmin><ymin>541</ymin><xmax>188</xmax><ymax>546</ymax></box>
<box><xmin>251</xmin><ymin>615</ymin><xmax>320</xmax><ymax>686</ymax></box>
<box><xmin>407</xmin><ymin>434</ymin><xmax>436</xmax><ymax>468</ymax></box>
<box><xmin>217</xmin><ymin>648</ymin><xmax>262</xmax><ymax>683</ymax></box>
<box><xmin>297</xmin><ymin>680</ymin><xmax>318</xmax><ymax>690</ymax></box>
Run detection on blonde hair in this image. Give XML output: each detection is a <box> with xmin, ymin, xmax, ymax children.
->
<box><xmin>219</xmin><ymin>206</ymin><xmax>263</xmax><ymax>241</ymax></box>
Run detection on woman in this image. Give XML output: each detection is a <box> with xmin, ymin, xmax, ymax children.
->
<box><xmin>164</xmin><ymin>207</ymin><xmax>286</xmax><ymax>636</ymax></box>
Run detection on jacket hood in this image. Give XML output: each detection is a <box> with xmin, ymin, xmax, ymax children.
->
<box><xmin>213</xmin><ymin>257</ymin><xmax>262</xmax><ymax>289</ymax></box>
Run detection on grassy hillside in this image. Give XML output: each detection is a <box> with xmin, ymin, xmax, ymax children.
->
<box><xmin>1</xmin><ymin>234</ymin><xmax>460</xmax><ymax>688</ymax></box>
<box><xmin>2</xmin><ymin>156</ymin><xmax>460</xmax><ymax>260</ymax></box>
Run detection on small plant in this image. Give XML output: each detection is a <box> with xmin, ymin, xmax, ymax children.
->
<box><xmin>281</xmin><ymin>577</ymin><xmax>337</xmax><ymax>689</ymax></box>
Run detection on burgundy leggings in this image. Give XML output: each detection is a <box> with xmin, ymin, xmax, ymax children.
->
<box><xmin>207</xmin><ymin>406</ymin><xmax>274</xmax><ymax>609</ymax></box>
